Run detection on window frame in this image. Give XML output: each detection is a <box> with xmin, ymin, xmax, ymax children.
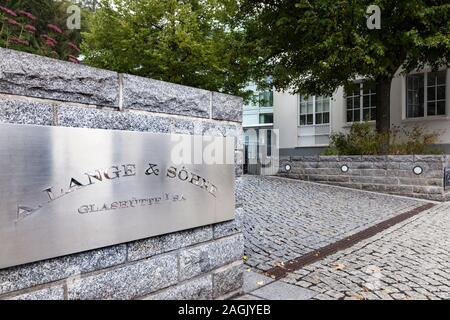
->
<box><xmin>406</xmin><ymin>70</ymin><xmax>447</xmax><ymax>119</ymax></box>
<box><xmin>345</xmin><ymin>81</ymin><xmax>377</xmax><ymax>124</ymax></box>
<box><xmin>298</xmin><ymin>95</ymin><xmax>331</xmax><ymax>126</ymax></box>
<box><xmin>258</xmin><ymin>90</ymin><xmax>274</xmax><ymax>108</ymax></box>
<box><xmin>259</xmin><ymin>113</ymin><xmax>274</xmax><ymax>124</ymax></box>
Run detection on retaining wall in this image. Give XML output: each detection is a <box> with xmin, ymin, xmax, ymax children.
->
<box><xmin>279</xmin><ymin>155</ymin><xmax>450</xmax><ymax>202</ymax></box>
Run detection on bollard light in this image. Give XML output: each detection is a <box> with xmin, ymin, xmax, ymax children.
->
<box><xmin>413</xmin><ymin>166</ymin><xmax>423</xmax><ymax>175</ymax></box>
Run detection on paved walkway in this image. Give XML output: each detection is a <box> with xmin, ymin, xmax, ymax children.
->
<box><xmin>283</xmin><ymin>203</ymin><xmax>450</xmax><ymax>300</ymax></box>
<box><xmin>235</xmin><ymin>176</ymin><xmax>450</xmax><ymax>300</ymax></box>
<box><xmin>237</xmin><ymin>176</ymin><xmax>425</xmax><ymax>271</ymax></box>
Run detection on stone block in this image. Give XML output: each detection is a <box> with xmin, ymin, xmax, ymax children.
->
<box><xmin>361</xmin><ymin>169</ymin><xmax>387</xmax><ymax>177</ymax></box>
<box><xmin>427</xmin><ymin>179</ymin><xmax>444</xmax><ymax>187</ymax></box>
<box><xmin>179</xmin><ymin>234</ymin><xmax>244</xmax><ymax>281</ymax></box>
<box><xmin>144</xmin><ymin>275</ymin><xmax>213</xmax><ymax>300</ymax></box>
<box><xmin>0</xmin><ymin>48</ymin><xmax>119</xmax><ymax>107</ymax></box>
<box><xmin>290</xmin><ymin>167</ymin><xmax>306</xmax><ymax>175</ymax></box>
<box><xmin>354</xmin><ymin>162</ymin><xmax>374</xmax><ymax>169</ymax></box>
<box><xmin>317</xmin><ymin>162</ymin><xmax>342</xmax><ymax>169</ymax></box>
<box><xmin>122</xmin><ymin>74</ymin><xmax>210</xmax><ymax>118</ymax></box>
<box><xmin>4</xmin><ymin>286</ymin><xmax>64</xmax><ymax>300</ymax></box>
<box><xmin>319</xmin><ymin>156</ymin><xmax>339</xmax><ymax>162</ymax></box>
<box><xmin>308</xmin><ymin>175</ymin><xmax>329</xmax><ymax>182</ymax></box>
<box><xmin>413</xmin><ymin>162</ymin><xmax>444</xmax><ymax>171</ymax></box>
<box><xmin>304</xmin><ymin>168</ymin><xmax>320</xmax><ymax>175</ymax></box>
<box><xmin>58</xmin><ymin>105</ymin><xmax>172</xmax><ymax>133</ymax></box>
<box><xmin>349</xmin><ymin>176</ymin><xmax>373</xmax><ymax>184</ymax></box>
<box><xmin>387</xmin><ymin>169</ymin><xmax>416</xmax><ymax>178</ymax></box>
<box><xmin>326</xmin><ymin>182</ymin><xmax>357</xmax><ymax>189</ymax></box>
<box><xmin>302</xmin><ymin>161</ymin><xmax>319</xmax><ymax>169</ymax></box>
<box><xmin>397</xmin><ymin>162</ymin><xmax>417</xmax><ymax>170</ymax></box>
<box><xmin>0</xmin><ymin>245</ymin><xmax>126</xmax><ymax>295</ymax></box>
<box><xmin>211</xmin><ymin>92</ymin><xmax>243</xmax><ymax>122</ymax></box>
<box><xmin>387</xmin><ymin>155</ymin><xmax>414</xmax><ymax>162</ymax></box>
<box><xmin>168</xmin><ymin>117</ymin><xmax>197</xmax><ymax>135</ymax></box>
<box><xmin>127</xmin><ymin>226</ymin><xmax>213</xmax><ymax>262</ymax></box>
<box><xmin>385</xmin><ymin>185</ymin><xmax>414</xmax><ymax>194</ymax></box>
<box><xmin>398</xmin><ymin>177</ymin><xmax>427</xmax><ymax>186</ymax></box>
<box><xmin>371</xmin><ymin>176</ymin><xmax>399</xmax><ymax>185</ymax></box>
<box><xmin>326</xmin><ymin>175</ymin><xmax>350</xmax><ymax>183</ymax></box>
<box><xmin>361</xmin><ymin>184</ymin><xmax>386</xmax><ymax>192</ymax></box>
<box><xmin>386</xmin><ymin>162</ymin><xmax>401</xmax><ymax>170</ymax></box>
<box><xmin>0</xmin><ymin>96</ymin><xmax>53</xmax><ymax>126</ymax></box>
<box><xmin>414</xmin><ymin>193</ymin><xmax>443</xmax><ymax>201</ymax></box>
<box><xmin>213</xmin><ymin>262</ymin><xmax>244</xmax><ymax>298</ymax></box>
<box><xmin>338</xmin><ymin>156</ymin><xmax>362</xmax><ymax>162</ymax></box>
<box><xmin>67</xmin><ymin>253</ymin><xmax>178</xmax><ymax>300</ymax></box>
<box><xmin>292</xmin><ymin>156</ymin><xmax>319</xmax><ymax>162</ymax></box>
<box><xmin>413</xmin><ymin>155</ymin><xmax>445</xmax><ymax>163</ymax></box>
<box><xmin>361</xmin><ymin>155</ymin><xmax>387</xmax><ymax>162</ymax></box>
<box><xmin>213</xmin><ymin>207</ymin><xmax>244</xmax><ymax>239</ymax></box>
<box><xmin>201</xmin><ymin>122</ymin><xmax>243</xmax><ymax>150</ymax></box>
<box><xmin>413</xmin><ymin>186</ymin><xmax>443</xmax><ymax>195</ymax></box>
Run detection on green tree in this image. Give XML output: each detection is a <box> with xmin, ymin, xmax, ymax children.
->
<box><xmin>244</xmin><ymin>0</ymin><xmax>450</xmax><ymax>132</ymax></box>
<box><xmin>81</xmin><ymin>0</ymin><xmax>253</xmax><ymax>97</ymax></box>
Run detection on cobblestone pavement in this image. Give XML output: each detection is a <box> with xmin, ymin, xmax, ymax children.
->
<box><xmin>283</xmin><ymin>203</ymin><xmax>450</xmax><ymax>300</ymax></box>
<box><xmin>237</xmin><ymin>176</ymin><xmax>426</xmax><ymax>271</ymax></box>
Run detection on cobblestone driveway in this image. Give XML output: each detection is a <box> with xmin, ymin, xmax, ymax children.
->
<box><xmin>283</xmin><ymin>203</ymin><xmax>450</xmax><ymax>300</ymax></box>
<box><xmin>237</xmin><ymin>176</ymin><xmax>426</xmax><ymax>271</ymax></box>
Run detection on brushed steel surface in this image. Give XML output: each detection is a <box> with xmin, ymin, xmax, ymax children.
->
<box><xmin>0</xmin><ymin>123</ymin><xmax>235</xmax><ymax>269</ymax></box>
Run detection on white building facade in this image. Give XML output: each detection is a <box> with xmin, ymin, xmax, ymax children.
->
<box><xmin>272</xmin><ymin>67</ymin><xmax>450</xmax><ymax>156</ymax></box>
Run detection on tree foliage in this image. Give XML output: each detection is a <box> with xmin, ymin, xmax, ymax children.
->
<box><xmin>244</xmin><ymin>0</ymin><xmax>450</xmax><ymax>130</ymax></box>
<box><xmin>81</xmin><ymin>0</ymin><xmax>254</xmax><ymax>97</ymax></box>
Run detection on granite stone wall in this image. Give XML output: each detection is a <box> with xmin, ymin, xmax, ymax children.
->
<box><xmin>0</xmin><ymin>48</ymin><xmax>244</xmax><ymax>300</ymax></box>
<box><xmin>279</xmin><ymin>155</ymin><xmax>450</xmax><ymax>202</ymax></box>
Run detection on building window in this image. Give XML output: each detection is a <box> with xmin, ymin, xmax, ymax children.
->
<box><xmin>346</xmin><ymin>81</ymin><xmax>376</xmax><ymax>123</ymax></box>
<box><xmin>259</xmin><ymin>91</ymin><xmax>273</xmax><ymax>108</ymax></box>
<box><xmin>315</xmin><ymin>96</ymin><xmax>330</xmax><ymax>124</ymax></box>
<box><xmin>407</xmin><ymin>70</ymin><xmax>446</xmax><ymax>118</ymax></box>
<box><xmin>299</xmin><ymin>96</ymin><xmax>330</xmax><ymax>126</ymax></box>
<box><xmin>259</xmin><ymin>114</ymin><xmax>273</xmax><ymax>124</ymax></box>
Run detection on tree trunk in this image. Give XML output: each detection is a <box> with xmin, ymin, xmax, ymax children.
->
<box><xmin>375</xmin><ymin>77</ymin><xmax>392</xmax><ymax>133</ymax></box>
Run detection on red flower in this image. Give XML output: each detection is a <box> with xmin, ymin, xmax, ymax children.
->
<box><xmin>24</xmin><ymin>24</ymin><xmax>36</xmax><ymax>33</ymax></box>
<box><xmin>68</xmin><ymin>55</ymin><xmax>80</xmax><ymax>64</ymax></box>
<box><xmin>47</xmin><ymin>24</ymin><xmax>63</xmax><ymax>34</ymax></box>
<box><xmin>8</xmin><ymin>37</ymin><xmax>29</xmax><ymax>46</ymax></box>
<box><xmin>45</xmin><ymin>39</ymin><xmax>56</xmax><ymax>47</ymax></box>
<box><xmin>6</xmin><ymin>18</ymin><xmax>20</xmax><ymax>27</ymax></box>
<box><xmin>17</xmin><ymin>10</ymin><xmax>37</xmax><ymax>21</ymax></box>
<box><xmin>68</xmin><ymin>42</ymin><xmax>80</xmax><ymax>52</ymax></box>
<box><xmin>42</xmin><ymin>34</ymin><xmax>57</xmax><ymax>45</ymax></box>
<box><xmin>0</xmin><ymin>5</ymin><xmax>17</xmax><ymax>17</ymax></box>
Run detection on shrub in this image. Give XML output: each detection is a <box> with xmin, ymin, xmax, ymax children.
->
<box><xmin>323</xmin><ymin>122</ymin><xmax>442</xmax><ymax>155</ymax></box>
<box><xmin>0</xmin><ymin>1</ymin><xmax>82</xmax><ymax>63</ymax></box>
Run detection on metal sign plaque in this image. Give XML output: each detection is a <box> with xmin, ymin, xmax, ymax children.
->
<box><xmin>0</xmin><ymin>123</ymin><xmax>235</xmax><ymax>269</ymax></box>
